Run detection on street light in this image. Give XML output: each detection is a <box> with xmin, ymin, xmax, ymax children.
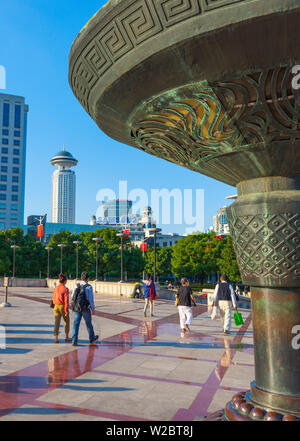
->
<box><xmin>148</xmin><ymin>228</ymin><xmax>161</xmax><ymax>283</ymax></box>
<box><xmin>117</xmin><ymin>233</ymin><xmax>127</xmax><ymax>282</ymax></box>
<box><xmin>73</xmin><ymin>241</ymin><xmax>82</xmax><ymax>280</ymax></box>
<box><xmin>45</xmin><ymin>246</ymin><xmax>53</xmax><ymax>279</ymax></box>
<box><xmin>92</xmin><ymin>237</ymin><xmax>103</xmax><ymax>281</ymax></box>
<box><xmin>57</xmin><ymin>244</ymin><xmax>66</xmax><ymax>274</ymax></box>
<box><xmin>10</xmin><ymin>244</ymin><xmax>19</xmax><ymax>278</ymax></box>
<box><xmin>142</xmin><ymin>236</ymin><xmax>146</xmax><ymax>280</ymax></box>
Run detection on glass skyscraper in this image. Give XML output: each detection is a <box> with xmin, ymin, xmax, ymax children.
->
<box><xmin>101</xmin><ymin>200</ymin><xmax>133</xmax><ymax>224</ymax></box>
<box><xmin>0</xmin><ymin>93</ymin><xmax>29</xmax><ymax>231</ymax></box>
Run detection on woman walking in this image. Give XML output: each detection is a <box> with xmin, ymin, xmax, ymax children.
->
<box><xmin>142</xmin><ymin>273</ymin><xmax>156</xmax><ymax>317</ymax></box>
<box><xmin>52</xmin><ymin>273</ymin><xmax>71</xmax><ymax>343</ymax></box>
<box><xmin>176</xmin><ymin>278</ymin><xmax>197</xmax><ymax>334</ymax></box>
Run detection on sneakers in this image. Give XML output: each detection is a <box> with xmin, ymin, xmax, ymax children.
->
<box><xmin>90</xmin><ymin>335</ymin><xmax>99</xmax><ymax>344</ymax></box>
<box><xmin>223</xmin><ymin>330</ymin><xmax>230</xmax><ymax>335</ymax></box>
<box><xmin>72</xmin><ymin>341</ymin><xmax>77</xmax><ymax>346</ymax></box>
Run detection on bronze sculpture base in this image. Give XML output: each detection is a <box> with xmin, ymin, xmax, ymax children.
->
<box><xmin>203</xmin><ymin>389</ymin><xmax>300</xmax><ymax>421</ymax></box>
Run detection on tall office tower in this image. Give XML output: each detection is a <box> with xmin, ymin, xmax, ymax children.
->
<box><xmin>102</xmin><ymin>200</ymin><xmax>133</xmax><ymax>224</ymax></box>
<box><xmin>213</xmin><ymin>205</ymin><xmax>229</xmax><ymax>235</ymax></box>
<box><xmin>0</xmin><ymin>93</ymin><xmax>29</xmax><ymax>231</ymax></box>
<box><xmin>51</xmin><ymin>148</ymin><xmax>78</xmax><ymax>224</ymax></box>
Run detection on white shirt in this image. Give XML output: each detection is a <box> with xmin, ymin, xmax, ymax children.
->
<box><xmin>213</xmin><ymin>281</ymin><xmax>237</xmax><ymax>308</ymax></box>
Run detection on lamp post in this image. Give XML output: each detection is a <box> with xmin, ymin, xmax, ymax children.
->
<box><xmin>92</xmin><ymin>237</ymin><xmax>103</xmax><ymax>281</ymax></box>
<box><xmin>45</xmin><ymin>246</ymin><xmax>53</xmax><ymax>279</ymax></box>
<box><xmin>73</xmin><ymin>241</ymin><xmax>82</xmax><ymax>280</ymax></box>
<box><xmin>142</xmin><ymin>237</ymin><xmax>145</xmax><ymax>280</ymax></box>
<box><xmin>10</xmin><ymin>244</ymin><xmax>19</xmax><ymax>278</ymax></box>
<box><xmin>148</xmin><ymin>228</ymin><xmax>161</xmax><ymax>283</ymax></box>
<box><xmin>57</xmin><ymin>244</ymin><xmax>66</xmax><ymax>274</ymax></box>
<box><xmin>117</xmin><ymin>233</ymin><xmax>126</xmax><ymax>282</ymax></box>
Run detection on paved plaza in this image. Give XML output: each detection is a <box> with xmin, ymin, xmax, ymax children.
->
<box><xmin>0</xmin><ymin>288</ymin><xmax>253</xmax><ymax>421</ymax></box>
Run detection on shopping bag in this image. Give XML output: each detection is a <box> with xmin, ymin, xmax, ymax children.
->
<box><xmin>211</xmin><ymin>306</ymin><xmax>218</xmax><ymax>320</ymax></box>
<box><xmin>234</xmin><ymin>311</ymin><xmax>244</xmax><ymax>326</ymax></box>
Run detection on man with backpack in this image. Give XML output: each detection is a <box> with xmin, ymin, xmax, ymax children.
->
<box><xmin>71</xmin><ymin>271</ymin><xmax>99</xmax><ymax>346</ymax></box>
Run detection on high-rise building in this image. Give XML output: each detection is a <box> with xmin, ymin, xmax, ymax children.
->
<box><xmin>101</xmin><ymin>200</ymin><xmax>133</xmax><ymax>224</ymax></box>
<box><xmin>0</xmin><ymin>93</ymin><xmax>29</xmax><ymax>231</ymax></box>
<box><xmin>213</xmin><ymin>206</ymin><xmax>229</xmax><ymax>235</ymax></box>
<box><xmin>51</xmin><ymin>148</ymin><xmax>78</xmax><ymax>224</ymax></box>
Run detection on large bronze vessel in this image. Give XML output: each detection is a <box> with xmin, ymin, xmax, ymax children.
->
<box><xmin>69</xmin><ymin>0</ymin><xmax>300</xmax><ymax>420</ymax></box>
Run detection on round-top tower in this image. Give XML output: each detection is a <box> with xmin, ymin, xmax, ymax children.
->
<box><xmin>51</xmin><ymin>147</ymin><xmax>78</xmax><ymax>224</ymax></box>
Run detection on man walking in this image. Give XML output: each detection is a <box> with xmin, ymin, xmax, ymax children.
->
<box><xmin>212</xmin><ymin>274</ymin><xmax>237</xmax><ymax>335</ymax></box>
<box><xmin>71</xmin><ymin>272</ymin><xmax>99</xmax><ymax>346</ymax></box>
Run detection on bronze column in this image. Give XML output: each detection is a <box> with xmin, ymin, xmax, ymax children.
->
<box><xmin>226</xmin><ymin>177</ymin><xmax>300</xmax><ymax>420</ymax></box>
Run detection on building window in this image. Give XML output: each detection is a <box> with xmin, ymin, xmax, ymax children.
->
<box><xmin>14</xmin><ymin>140</ymin><xmax>20</xmax><ymax>146</ymax></box>
<box><xmin>12</xmin><ymin>176</ymin><xmax>19</xmax><ymax>183</ymax></box>
<box><xmin>0</xmin><ymin>203</ymin><xmax>6</xmax><ymax>209</ymax></box>
<box><xmin>11</xmin><ymin>204</ymin><xmax>18</xmax><ymax>210</ymax></box>
<box><xmin>13</xmin><ymin>158</ymin><xmax>19</xmax><ymax>164</ymax></box>
<box><xmin>11</xmin><ymin>214</ymin><xmax>17</xmax><ymax>220</ymax></box>
<box><xmin>12</xmin><ymin>167</ymin><xmax>19</xmax><ymax>174</ymax></box>
<box><xmin>1</xmin><ymin>148</ymin><xmax>8</xmax><ymax>154</ymax></box>
<box><xmin>14</xmin><ymin>130</ymin><xmax>20</xmax><ymax>137</ymax></box>
<box><xmin>1</xmin><ymin>166</ymin><xmax>7</xmax><ymax>172</ymax></box>
<box><xmin>2</xmin><ymin>139</ymin><xmax>8</xmax><ymax>145</ymax></box>
<box><xmin>13</xmin><ymin>149</ymin><xmax>20</xmax><ymax>155</ymax></box>
<box><xmin>0</xmin><ymin>222</ymin><xmax>5</xmax><ymax>230</ymax></box>
<box><xmin>0</xmin><ymin>175</ymin><xmax>7</xmax><ymax>182</ymax></box>
<box><xmin>11</xmin><ymin>195</ymin><xmax>18</xmax><ymax>201</ymax></box>
<box><xmin>1</xmin><ymin>157</ymin><xmax>8</xmax><ymax>163</ymax></box>
<box><xmin>2</xmin><ymin>103</ymin><xmax>9</xmax><ymax>127</ymax></box>
<box><xmin>0</xmin><ymin>194</ymin><xmax>6</xmax><ymax>200</ymax></box>
<box><xmin>0</xmin><ymin>185</ymin><xmax>7</xmax><ymax>191</ymax></box>
<box><xmin>14</xmin><ymin>104</ymin><xmax>21</xmax><ymax>128</ymax></box>
<box><xmin>2</xmin><ymin>129</ymin><xmax>9</xmax><ymax>136</ymax></box>
<box><xmin>11</xmin><ymin>223</ymin><xmax>17</xmax><ymax>228</ymax></box>
<box><xmin>12</xmin><ymin>185</ymin><xmax>18</xmax><ymax>192</ymax></box>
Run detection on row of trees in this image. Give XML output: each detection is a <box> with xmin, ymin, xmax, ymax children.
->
<box><xmin>0</xmin><ymin>228</ymin><xmax>241</xmax><ymax>282</ymax></box>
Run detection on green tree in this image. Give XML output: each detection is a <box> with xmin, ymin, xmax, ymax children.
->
<box><xmin>144</xmin><ymin>246</ymin><xmax>173</xmax><ymax>279</ymax></box>
<box><xmin>0</xmin><ymin>228</ymin><xmax>47</xmax><ymax>277</ymax></box>
<box><xmin>217</xmin><ymin>236</ymin><xmax>241</xmax><ymax>282</ymax></box>
<box><xmin>171</xmin><ymin>232</ymin><xmax>225</xmax><ymax>282</ymax></box>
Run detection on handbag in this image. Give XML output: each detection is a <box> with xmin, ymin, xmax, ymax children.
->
<box><xmin>234</xmin><ymin>311</ymin><xmax>244</xmax><ymax>326</ymax></box>
<box><xmin>50</xmin><ymin>300</ymin><xmax>55</xmax><ymax>309</ymax></box>
<box><xmin>211</xmin><ymin>306</ymin><xmax>218</xmax><ymax>320</ymax></box>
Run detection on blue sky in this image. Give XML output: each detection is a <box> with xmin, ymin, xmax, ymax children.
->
<box><xmin>0</xmin><ymin>0</ymin><xmax>235</xmax><ymax>235</ymax></box>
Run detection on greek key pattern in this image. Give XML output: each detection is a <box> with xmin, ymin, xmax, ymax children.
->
<box><xmin>70</xmin><ymin>0</ymin><xmax>250</xmax><ymax>112</ymax></box>
<box><xmin>227</xmin><ymin>212</ymin><xmax>300</xmax><ymax>284</ymax></box>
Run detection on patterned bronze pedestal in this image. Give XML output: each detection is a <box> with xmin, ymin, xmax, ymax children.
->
<box><xmin>69</xmin><ymin>0</ymin><xmax>300</xmax><ymax>420</ymax></box>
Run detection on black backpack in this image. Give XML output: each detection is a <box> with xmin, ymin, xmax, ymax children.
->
<box><xmin>71</xmin><ymin>283</ymin><xmax>90</xmax><ymax>312</ymax></box>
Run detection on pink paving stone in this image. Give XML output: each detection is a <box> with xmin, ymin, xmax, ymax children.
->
<box><xmin>0</xmin><ymin>287</ymin><xmax>253</xmax><ymax>420</ymax></box>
